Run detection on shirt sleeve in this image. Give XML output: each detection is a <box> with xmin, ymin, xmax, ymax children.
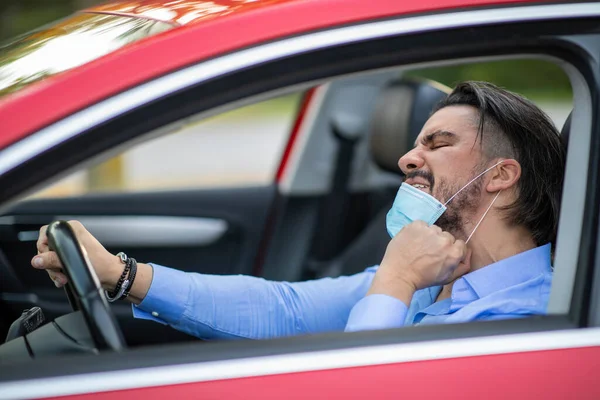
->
<box><xmin>344</xmin><ymin>294</ymin><xmax>408</xmax><ymax>332</ymax></box>
<box><xmin>133</xmin><ymin>264</ymin><xmax>378</xmax><ymax>340</ymax></box>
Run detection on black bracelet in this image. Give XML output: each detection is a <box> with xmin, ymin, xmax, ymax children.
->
<box><xmin>107</xmin><ymin>252</ymin><xmax>130</xmax><ymax>298</ymax></box>
<box><xmin>122</xmin><ymin>257</ymin><xmax>137</xmax><ymax>300</ymax></box>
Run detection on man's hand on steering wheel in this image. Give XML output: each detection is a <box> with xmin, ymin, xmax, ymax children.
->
<box><xmin>32</xmin><ymin>220</ymin><xmax>153</xmax><ymax>306</ymax></box>
<box><xmin>32</xmin><ymin>220</ymin><xmax>122</xmax><ymax>290</ymax></box>
<box><xmin>36</xmin><ymin>220</ymin><xmax>128</xmax><ymax>352</ymax></box>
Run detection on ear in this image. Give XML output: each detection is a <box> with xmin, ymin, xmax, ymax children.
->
<box><xmin>486</xmin><ymin>159</ymin><xmax>521</xmax><ymax>193</ymax></box>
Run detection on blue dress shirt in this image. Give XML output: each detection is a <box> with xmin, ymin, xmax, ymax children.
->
<box><xmin>133</xmin><ymin>243</ymin><xmax>552</xmax><ymax>339</ymax></box>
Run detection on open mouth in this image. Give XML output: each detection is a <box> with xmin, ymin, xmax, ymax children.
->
<box><xmin>411</xmin><ymin>183</ymin><xmax>430</xmax><ymax>193</ymax></box>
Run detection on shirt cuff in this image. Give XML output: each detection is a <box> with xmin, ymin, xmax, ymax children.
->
<box><xmin>131</xmin><ymin>263</ymin><xmax>190</xmax><ymax>325</ymax></box>
<box><xmin>345</xmin><ymin>294</ymin><xmax>408</xmax><ymax>332</ymax></box>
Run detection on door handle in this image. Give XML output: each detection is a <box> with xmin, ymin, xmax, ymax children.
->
<box><xmin>15</xmin><ymin>216</ymin><xmax>228</xmax><ymax>247</ymax></box>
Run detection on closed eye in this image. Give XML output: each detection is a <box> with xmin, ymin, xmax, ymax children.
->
<box><xmin>417</xmin><ymin>130</ymin><xmax>458</xmax><ymax>149</ymax></box>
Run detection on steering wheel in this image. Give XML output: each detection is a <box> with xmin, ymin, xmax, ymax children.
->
<box><xmin>46</xmin><ymin>220</ymin><xmax>126</xmax><ymax>352</ymax></box>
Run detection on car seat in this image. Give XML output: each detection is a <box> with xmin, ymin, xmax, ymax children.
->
<box><xmin>317</xmin><ymin>78</ymin><xmax>450</xmax><ymax>277</ymax></box>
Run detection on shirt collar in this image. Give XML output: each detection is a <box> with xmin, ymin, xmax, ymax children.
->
<box><xmin>450</xmin><ymin>243</ymin><xmax>552</xmax><ymax>307</ymax></box>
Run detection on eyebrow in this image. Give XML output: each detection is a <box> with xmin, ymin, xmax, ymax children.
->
<box><xmin>414</xmin><ymin>130</ymin><xmax>458</xmax><ymax>148</ymax></box>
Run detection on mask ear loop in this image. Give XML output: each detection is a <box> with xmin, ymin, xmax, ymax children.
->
<box><xmin>466</xmin><ymin>190</ymin><xmax>502</xmax><ymax>244</ymax></box>
<box><xmin>443</xmin><ymin>160</ymin><xmax>504</xmax><ymax>206</ymax></box>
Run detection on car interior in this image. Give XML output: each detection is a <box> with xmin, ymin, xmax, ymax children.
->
<box><xmin>0</xmin><ymin>71</ymin><xmax>457</xmax><ymax>349</ymax></box>
<box><xmin>0</xmin><ymin>51</ymin><xmax>581</xmax><ymax>363</ymax></box>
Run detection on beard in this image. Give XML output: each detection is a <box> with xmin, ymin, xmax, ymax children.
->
<box><xmin>433</xmin><ymin>174</ymin><xmax>484</xmax><ymax>240</ymax></box>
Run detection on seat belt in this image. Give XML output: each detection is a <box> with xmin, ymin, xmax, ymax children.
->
<box><xmin>303</xmin><ymin>115</ymin><xmax>362</xmax><ymax>279</ymax></box>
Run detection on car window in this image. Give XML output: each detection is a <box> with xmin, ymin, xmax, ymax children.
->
<box><xmin>0</xmin><ymin>13</ymin><xmax>173</xmax><ymax>97</ymax></box>
<box><xmin>31</xmin><ymin>93</ymin><xmax>302</xmax><ymax>197</ymax></box>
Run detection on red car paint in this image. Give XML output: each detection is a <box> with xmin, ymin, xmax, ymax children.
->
<box><xmin>0</xmin><ymin>0</ymin><xmax>542</xmax><ymax>149</ymax></box>
<box><xmin>47</xmin><ymin>346</ymin><xmax>600</xmax><ymax>399</ymax></box>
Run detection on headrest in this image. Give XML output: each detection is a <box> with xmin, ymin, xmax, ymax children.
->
<box><xmin>369</xmin><ymin>78</ymin><xmax>451</xmax><ymax>174</ymax></box>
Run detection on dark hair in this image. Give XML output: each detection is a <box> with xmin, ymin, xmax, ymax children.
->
<box><xmin>432</xmin><ymin>81</ymin><xmax>566</xmax><ymax>247</ymax></box>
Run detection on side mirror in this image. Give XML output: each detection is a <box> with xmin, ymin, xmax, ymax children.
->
<box><xmin>369</xmin><ymin>79</ymin><xmax>450</xmax><ymax>175</ymax></box>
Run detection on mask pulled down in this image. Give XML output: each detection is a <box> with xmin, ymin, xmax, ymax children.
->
<box><xmin>386</xmin><ymin>160</ymin><xmax>503</xmax><ymax>242</ymax></box>
<box><xmin>386</xmin><ymin>183</ymin><xmax>446</xmax><ymax>238</ymax></box>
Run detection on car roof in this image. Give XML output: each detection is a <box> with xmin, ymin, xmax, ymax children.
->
<box><xmin>0</xmin><ymin>0</ymin><xmax>544</xmax><ymax>149</ymax></box>
<box><xmin>85</xmin><ymin>0</ymin><xmax>302</xmax><ymax>26</ymax></box>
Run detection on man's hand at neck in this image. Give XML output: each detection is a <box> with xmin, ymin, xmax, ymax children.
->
<box><xmin>368</xmin><ymin>221</ymin><xmax>471</xmax><ymax>306</ymax></box>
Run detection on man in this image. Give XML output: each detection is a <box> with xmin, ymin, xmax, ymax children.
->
<box><xmin>31</xmin><ymin>81</ymin><xmax>565</xmax><ymax>339</ymax></box>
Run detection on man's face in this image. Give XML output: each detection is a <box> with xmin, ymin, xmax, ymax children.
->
<box><xmin>398</xmin><ymin>105</ymin><xmax>488</xmax><ymax>238</ymax></box>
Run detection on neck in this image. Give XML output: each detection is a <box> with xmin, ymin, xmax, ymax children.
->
<box><xmin>466</xmin><ymin>218</ymin><xmax>536</xmax><ymax>271</ymax></box>
<box><xmin>436</xmin><ymin>216</ymin><xmax>536</xmax><ymax>302</ymax></box>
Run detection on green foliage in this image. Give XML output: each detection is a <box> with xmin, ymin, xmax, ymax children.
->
<box><xmin>11</xmin><ymin>6</ymin><xmax>71</xmax><ymax>38</ymax></box>
<box><xmin>406</xmin><ymin>59</ymin><xmax>572</xmax><ymax>101</ymax></box>
<box><xmin>0</xmin><ymin>0</ymin><xmax>94</xmax><ymax>41</ymax></box>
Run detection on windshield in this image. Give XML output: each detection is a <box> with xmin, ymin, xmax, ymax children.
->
<box><xmin>0</xmin><ymin>13</ymin><xmax>173</xmax><ymax>97</ymax></box>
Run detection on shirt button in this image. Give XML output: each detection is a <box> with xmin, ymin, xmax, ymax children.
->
<box><xmin>152</xmin><ymin>311</ymin><xmax>159</xmax><ymax>317</ymax></box>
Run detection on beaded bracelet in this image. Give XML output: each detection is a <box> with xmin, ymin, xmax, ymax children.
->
<box><xmin>105</xmin><ymin>252</ymin><xmax>138</xmax><ymax>302</ymax></box>
<box><xmin>122</xmin><ymin>257</ymin><xmax>137</xmax><ymax>300</ymax></box>
<box><xmin>106</xmin><ymin>252</ymin><xmax>129</xmax><ymax>299</ymax></box>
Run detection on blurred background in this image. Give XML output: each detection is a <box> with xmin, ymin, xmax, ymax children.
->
<box><xmin>1</xmin><ymin>0</ymin><xmax>100</xmax><ymax>41</ymax></box>
<box><xmin>1</xmin><ymin>1</ymin><xmax>573</xmax><ymax>198</ymax></box>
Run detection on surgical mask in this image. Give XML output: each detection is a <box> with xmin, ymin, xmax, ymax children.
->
<box><xmin>386</xmin><ymin>160</ymin><xmax>503</xmax><ymax>243</ymax></box>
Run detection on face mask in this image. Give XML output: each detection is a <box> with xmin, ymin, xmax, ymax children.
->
<box><xmin>386</xmin><ymin>160</ymin><xmax>503</xmax><ymax>243</ymax></box>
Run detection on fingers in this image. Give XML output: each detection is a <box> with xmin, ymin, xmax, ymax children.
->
<box><xmin>36</xmin><ymin>225</ymin><xmax>49</xmax><ymax>254</ymax></box>
<box><xmin>430</xmin><ymin>225</ymin><xmax>454</xmax><ymax>243</ymax></box>
<box><xmin>440</xmin><ymin>240</ymin><xmax>468</xmax><ymax>283</ymax></box>
<box><xmin>34</xmin><ymin>222</ymin><xmax>86</xmax><ymax>289</ymax></box>
<box><xmin>447</xmin><ymin>239</ymin><xmax>467</xmax><ymax>265</ymax></box>
<box><xmin>36</xmin><ymin>221</ymin><xmax>84</xmax><ymax>254</ymax></box>
<box><xmin>454</xmin><ymin>239</ymin><xmax>467</xmax><ymax>259</ymax></box>
<box><xmin>461</xmin><ymin>247</ymin><xmax>472</xmax><ymax>269</ymax></box>
<box><xmin>31</xmin><ymin>251</ymin><xmax>63</xmax><ymax>270</ymax></box>
<box><xmin>67</xmin><ymin>220</ymin><xmax>84</xmax><ymax>232</ymax></box>
<box><xmin>430</xmin><ymin>225</ymin><xmax>443</xmax><ymax>234</ymax></box>
<box><xmin>440</xmin><ymin>231</ymin><xmax>455</xmax><ymax>244</ymax></box>
<box><xmin>47</xmin><ymin>270</ymin><xmax>68</xmax><ymax>288</ymax></box>
<box><xmin>449</xmin><ymin>246</ymin><xmax>472</xmax><ymax>282</ymax></box>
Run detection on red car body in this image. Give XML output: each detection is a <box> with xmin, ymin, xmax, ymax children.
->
<box><xmin>0</xmin><ymin>0</ymin><xmax>599</xmax><ymax>398</ymax></box>
<box><xmin>1</xmin><ymin>0</ymin><xmax>537</xmax><ymax>149</ymax></box>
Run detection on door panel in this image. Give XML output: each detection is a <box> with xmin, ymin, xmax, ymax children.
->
<box><xmin>59</xmin><ymin>346</ymin><xmax>600</xmax><ymax>399</ymax></box>
<box><xmin>0</xmin><ymin>185</ymin><xmax>277</xmax><ymax>345</ymax></box>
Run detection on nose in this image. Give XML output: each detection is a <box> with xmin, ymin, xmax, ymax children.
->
<box><xmin>398</xmin><ymin>147</ymin><xmax>425</xmax><ymax>174</ymax></box>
